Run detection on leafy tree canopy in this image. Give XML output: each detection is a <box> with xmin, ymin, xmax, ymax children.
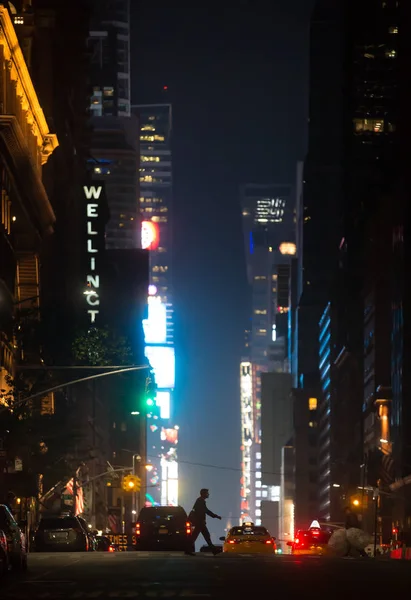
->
<box><xmin>72</xmin><ymin>326</ymin><xmax>134</xmax><ymax>366</ymax></box>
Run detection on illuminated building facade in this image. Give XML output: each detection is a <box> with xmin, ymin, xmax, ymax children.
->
<box><xmin>132</xmin><ymin>103</ymin><xmax>177</xmax><ymax>506</ymax></box>
<box><xmin>240</xmin><ymin>184</ymin><xmax>295</xmax><ymax>525</ymax></box>
<box><xmin>0</xmin><ymin>5</ymin><xmax>59</xmax><ymax>501</ymax></box>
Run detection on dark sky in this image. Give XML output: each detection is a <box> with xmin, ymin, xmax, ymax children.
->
<box><xmin>132</xmin><ymin>0</ymin><xmax>315</xmax><ymax>535</ymax></box>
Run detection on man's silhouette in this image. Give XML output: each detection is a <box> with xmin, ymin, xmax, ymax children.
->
<box><xmin>186</xmin><ymin>488</ymin><xmax>221</xmax><ymax>555</ymax></box>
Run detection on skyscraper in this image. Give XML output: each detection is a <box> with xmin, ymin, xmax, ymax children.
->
<box><xmin>89</xmin><ymin>0</ymin><xmax>131</xmax><ymax>117</ymax></box>
<box><xmin>132</xmin><ymin>103</ymin><xmax>177</xmax><ymax>507</ymax></box>
<box><xmin>240</xmin><ymin>184</ymin><xmax>295</xmax><ymax>525</ymax></box>
<box><xmin>88</xmin><ymin>1</ymin><xmax>139</xmax><ymax>251</ymax></box>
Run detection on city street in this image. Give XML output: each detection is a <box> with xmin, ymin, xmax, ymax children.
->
<box><xmin>1</xmin><ymin>552</ymin><xmax>411</xmax><ymax>599</ymax></box>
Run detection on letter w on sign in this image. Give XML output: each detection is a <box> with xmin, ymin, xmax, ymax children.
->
<box><xmin>83</xmin><ymin>186</ymin><xmax>102</xmax><ymax>200</ymax></box>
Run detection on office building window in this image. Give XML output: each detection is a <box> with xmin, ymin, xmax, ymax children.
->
<box><xmin>309</xmin><ymin>397</ymin><xmax>318</xmax><ymax>411</ymax></box>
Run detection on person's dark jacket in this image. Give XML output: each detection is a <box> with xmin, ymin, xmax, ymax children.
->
<box><xmin>189</xmin><ymin>497</ymin><xmax>218</xmax><ymax>525</ymax></box>
<box><xmin>345</xmin><ymin>511</ymin><xmax>360</xmax><ymax>529</ymax></box>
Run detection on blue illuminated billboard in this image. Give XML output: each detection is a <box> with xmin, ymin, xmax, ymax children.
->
<box><xmin>144</xmin><ymin>346</ymin><xmax>175</xmax><ymax>389</ymax></box>
<box><xmin>156</xmin><ymin>391</ymin><xmax>171</xmax><ymax>419</ymax></box>
<box><xmin>143</xmin><ymin>296</ymin><xmax>167</xmax><ymax>344</ymax></box>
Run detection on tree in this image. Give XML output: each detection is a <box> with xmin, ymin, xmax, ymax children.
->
<box><xmin>72</xmin><ymin>326</ymin><xmax>133</xmax><ymax>366</ymax></box>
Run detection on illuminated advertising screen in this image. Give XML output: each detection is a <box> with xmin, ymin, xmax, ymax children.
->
<box><xmin>155</xmin><ymin>391</ymin><xmax>171</xmax><ymax>419</ymax></box>
<box><xmin>144</xmin><ymin>346</ymin><xmax>175</xmax><ymax>389</ymax></box>
<box><xmin>141</xmin><ymin>220</ymin><xmax>159</xmax><ymax>250</ymax></box>
<box><xmin>143</xmin><ymin>296</ymin><xmax>167</xmax><ymax>344</ymax></box>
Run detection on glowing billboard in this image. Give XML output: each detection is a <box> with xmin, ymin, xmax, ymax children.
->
<box><xmin>156</xmin><ymin>391</ymin><xmax>170</xmax><ymax>419</ymax></box>
<box><xmin>144</xmin><ymin>346</ymin><xmax>175</xmax><ymax>389</ymax></box>
<box><xmin>141</xmin><ymin>220</ymin><xmax>159</xmax><ymax>250</ymax></box>
<box><xmin>143</xmin><ymin>296</ymin><xmax>167</xmax><ymax>344</ymax></box>
<box><xmin>240</xmin><ymin>361</ymin><xmax>253</xmax><ymax>523</ymax></box>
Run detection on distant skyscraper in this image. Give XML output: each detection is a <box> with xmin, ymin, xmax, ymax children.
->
<box><xmin>89</xmin><ymin>0</ymin><xmax>131</xmax><ymax>117</ymax></box>
<box><xmin>87</xmin><ymin>1</ymin><xmax>138</xmax><ymax>250</ymax></box>
<box><xmin>132</xmin><ymin>103</ymin><xmax>177</xmax><ymax>507</ymax></box>
<box><xmin>89</xmin><ymin>116</ymin><xmax>140</xmax><ymax>249</ymax></box>
<box><xmin>240</xmin><ymin>184</ymin><xmax>295</xmax><ymax>525</ymax></box>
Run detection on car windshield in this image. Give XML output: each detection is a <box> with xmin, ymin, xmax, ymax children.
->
<box><xmin>38</xmin><ymin>517</ymin><xmax>79</xmax><ymax>530</ymax></box>
<box><xmin>230</xmin><ymin>526</ymin><xmax>268</xmax><ymax>536</ymax></box>
<box><xmin>139</xmin><ymin>507</ymin><xmax>187</xmax><ymax>523</ymax></box>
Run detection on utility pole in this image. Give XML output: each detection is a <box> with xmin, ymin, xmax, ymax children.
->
<box><xmin>139</xmin><ymin>413</ymin><xmax>147</xmax><ymax>515</ymax></box>
<box><xmin>373</xmin><ymin>484</ymin><xmax>380</xmax><ymax>557</ymax></box>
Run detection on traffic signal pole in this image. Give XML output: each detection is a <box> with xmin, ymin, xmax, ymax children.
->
<box><xmin>139</xmin><ymin>413</ymin><xmax>147</xmax><ymax>515</ymax></box>
<box><xmin>0</xmin><ymin>365</ymin><xmax>150</xmax><ymax>414</ymax></box>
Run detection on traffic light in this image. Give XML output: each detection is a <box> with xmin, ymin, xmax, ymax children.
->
<box><xmin>145</xmin><ymin>374</ymin><xmax>157</xmax><ymax>408</ymax></box>
<box><xmin>122</xmin><ymin>474</ymin><xmax>141</xmax><ymax>492</ymax></box>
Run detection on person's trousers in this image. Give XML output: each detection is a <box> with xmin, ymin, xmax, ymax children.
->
<box><xmin>188</xmin><ymin>523</ymin><xmax>214</xmax><ymax>552</ymax></box>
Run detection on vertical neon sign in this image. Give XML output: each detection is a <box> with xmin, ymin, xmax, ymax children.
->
<box><xmin>84</xmin><ymin>185</ymin><xmax>102</xmax><ymax>324</ymax></box>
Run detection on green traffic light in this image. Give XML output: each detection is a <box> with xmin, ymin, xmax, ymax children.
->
<box><xmin>146</xmin><ymin>398</ymin><xmax>154</xmax><ymax>406</ymax></box>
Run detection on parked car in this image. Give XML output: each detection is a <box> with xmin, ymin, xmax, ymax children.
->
<box><xmin>0</xmin><ymin>529</ymin><xmax>10</xmax><ymax>577</ymax></box>
<box><xmin>135</xmin><ymin>506</ymin><xmax>190</xmax><ymax>551</ymax></box>
<box><xmin>95</xmin><ymin>535</ymin><xmax>117</xmax><ymax>552</ymax></box>
<box><xmin>77</xmin><ymin>517</ymin><xmax>96</xmax><ymax>551</ymax></box>
<box><xmin>34</xmin><ymin>515</ymin><xmax>90</xmax><ymax>552</ymax></box>
<box><xmin>0</xmin><ymin>504</ymin><xmax>27</xmax><ymax>571</ymax></box>
<box><xmin>200</xmin><ymin>543</ymin><xmax>223</xmax><ymax>554</ymax></box>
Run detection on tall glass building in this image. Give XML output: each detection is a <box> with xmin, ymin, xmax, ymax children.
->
<box><xmin>133</xmin><ymin>103</ymin><xmax>178</xmax><ymax>507</ymax></box>
<box><xmin>240</xmin><ymin>184</ymin><xmax>295</xmax><ymax>525</ymax></box>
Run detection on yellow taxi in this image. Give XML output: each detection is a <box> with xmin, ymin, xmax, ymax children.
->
<box><xmin>288</xmin><ymin>526</ymin><xmax>331</xmax><ymax>556</ymax></box>
<box><xmin>220</xmin><ymin>522</ymin><xmax>276</xmax><ymax>554</ymax></box>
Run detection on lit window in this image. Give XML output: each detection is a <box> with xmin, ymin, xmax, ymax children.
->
<box><xmin>256</xmin><ymin>472</ymin><xmax>261</xmax><ymax>479</ymax></box>
<box><xmin>388</xmin><ymin>26</ymin><xmax>398</xmax><ymax>34</ymax></box>
<box><xmin>148</xmin><ymin>116</ymin><xmax>155</xmax><ymax>121</ymax></box>
<box><xmin>256</xmin><ymin>491</ymin><xmax>261</xmax><ymax>498</ymax></box>
<box><xmin>141</xmin><ymin>125</ymin><xmax>155</xmax><ymax>131</ymax></box>
<box><xmin>256</xmin><ymin>462</ymin><xmax>261</xmax><ymax>469</ymax></box>
<box><xmin>262</xmin><ymin>490</ymin><xmax>268</xmax><ymax>498</ymax></box>
<box><xmin>254</xmin><ymin>276</ymin><xmax>266</xmax><ymax>281</ymax></box>
<box><xmin>309</xmin><ymin>421</ymin><xmax>317</xmax><ymax>428</ymax></box>
<box><xmin>140</xmin><ymin>135</ymin><xmax>165</xmax><ymax>142</ymax></box>
<box><xmin>385</xmin><ymin>49</ymin><xmax>397</xmax><ymax>58</ymax></box>
<box><xmin>254</xmin><ymin>309</ymin><xmax>267</xmax><ymax>315</ymax></box>
<box><xmin>309</xmin><ymin>397</ymin><xmax>318</xmax><ymax>411</ymax></box>
<box><xmin>103</xmin><ymin>87</ymin><xmax>114</xmax><ymax>96</ymax></box>
<box><xmin>353</xmin><ymin>118</ymin><xmax>384</xmax><ymax>133</ymax></box>
<box><xmin>141</xmin><ymin>155</ymin><xmax>160</xmax><ymax>162</ymax></box>
<box><xmin>272</xmin><ymin>274</ymin><xmax>278</xmax><ymax>281</ymax></box>
<box><xmin>256</xmin><ymin>481</ymin><xmax>261</xmax><ymax>488</ymax></box>
<box><xmin>277</xmin><ymin>307</ymin><xmax>289</xmax><ymax>314</ymax></box>
<box><xmin>255</xmin><ymin>509</ymin><xmax>261</xmax><ymax>517</ymax></box>
<box><xmin>256</xmin><ymin>453</ymin><xmax>261</xmax><ymax>459</ymax></box>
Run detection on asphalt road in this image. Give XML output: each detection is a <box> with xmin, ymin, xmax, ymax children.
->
<box><xmin>1</xmin><ymin>552</ymin><xmax>411</xmax><ymax>599</ymax></box>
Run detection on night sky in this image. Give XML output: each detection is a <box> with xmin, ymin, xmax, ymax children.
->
<box><xmin>132</xmin><ymin>0</ymin><xmax>315</xmax><ymax>536</ymax></box>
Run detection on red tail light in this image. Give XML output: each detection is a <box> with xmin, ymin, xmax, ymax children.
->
<box><xmin>136</xmin><ymin>523</ymin><xmax>141</xmax><ymax>536</ymax></box>
<box><xmin>185</xmin><ymin>521</ymin><xmax>191</xmax><ymax>535</ymax></box>
<box><xmin>228</xmin><ymin>539</ymin><xmax>240</xmax><ymax>544</ymax></box>
<box><xmin>108</xmin><ymin>545</ymin><xmax>115</xmax><ymax>552</ymax></box>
